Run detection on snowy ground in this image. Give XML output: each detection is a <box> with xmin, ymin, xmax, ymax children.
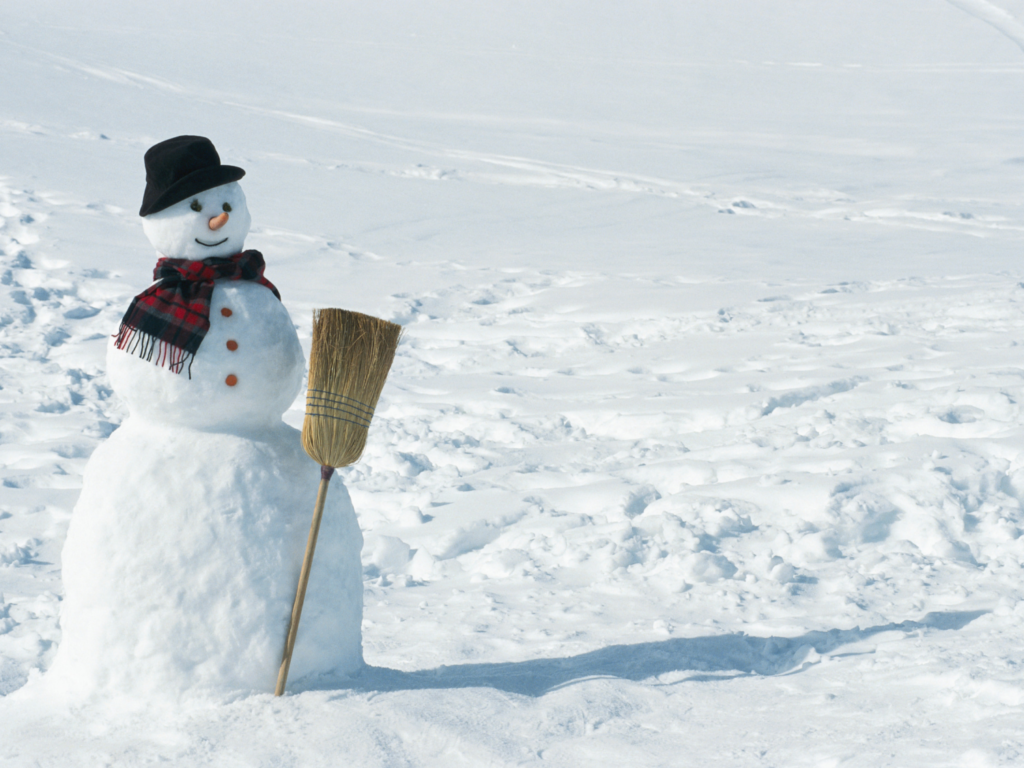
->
<box><xmin>3</xmin><ymin>1</ymin><xmax>1024</xmax><ymax>765</ymax></box>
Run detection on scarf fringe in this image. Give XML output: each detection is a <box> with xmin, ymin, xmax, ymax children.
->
<box><xmin>114</xmin><ymin>323</ymin><xmax>195</xmax><ymax>378</ymax></box>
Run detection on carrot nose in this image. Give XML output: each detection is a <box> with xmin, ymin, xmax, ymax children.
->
<box><xmin>208</xmin><ymin>213</ymin><xmax>229</xmax><ymax>231</ymax></box>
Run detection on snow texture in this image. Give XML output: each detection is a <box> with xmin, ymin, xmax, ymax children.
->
<box><xmin>2</xmin><ymin>0</ymin><xmax>1024</xmax><ymax>765</ymax></box>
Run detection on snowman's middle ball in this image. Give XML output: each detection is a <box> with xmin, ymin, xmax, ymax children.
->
<box><xmin>142</xmin><ymin>181</ymin><xmax>251</xmax><ymax>259</ymax></box>
<box><xmin>107</xmin><ymin>282</ymin><xmax>304</xmax><ymax>430</ymax></box>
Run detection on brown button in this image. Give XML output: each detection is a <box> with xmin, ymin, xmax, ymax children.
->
<box><xmin>226</xmin><ymin>340</ymin><xmax>238</xmax><ymax>351</ymax></box>
<box><xmin>221</xmin><ymin>307</ymin><xmax>232</xmax><ymax>317</ymax></box>
<box><xmin>225</xmin><ymin>374</ymin><xmax>238</xmax><ymax>387</ymax></box>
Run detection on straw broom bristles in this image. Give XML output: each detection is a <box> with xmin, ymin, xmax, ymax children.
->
<box><xmin>302</xmin><ymin>308</ymin><xmax>403</xmax><ymax>468</ymax></box>
<box><xmin>276</xmin><ymin>308</ymin><xmax>401</xmax><ymax>696</ymax></box>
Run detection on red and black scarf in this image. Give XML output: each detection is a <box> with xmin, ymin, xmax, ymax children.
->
<box><xmin>114</xmin><ymin>250</ymin><xmax>280</xmax><ymax>376</ymax></box>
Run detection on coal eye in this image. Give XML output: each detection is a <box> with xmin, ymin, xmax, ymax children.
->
<box><xmin>190</xmin><ymin>199</ymin><xmax>202</xmax><ymax>212</ymax></box>
<box><xmin>222</xmin><ymin>202</ymin><xmax>232</xmax><ymax>212</ymax></box>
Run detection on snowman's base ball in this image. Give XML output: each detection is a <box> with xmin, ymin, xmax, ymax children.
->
<box><xmin>48</xmin><ymin>418</ymin><xmax>364</xmax><ymax>700</ymax></box>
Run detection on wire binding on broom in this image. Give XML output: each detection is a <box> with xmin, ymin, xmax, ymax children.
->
<box><xmin>305</xmin><ymin>389</ymin><xmax>375</xmax><ymax>416</ymax></box>
<box><xmin>304</xmin><ymin>390</ymin><xmax>375</xmax><ymax>429</ymax></box>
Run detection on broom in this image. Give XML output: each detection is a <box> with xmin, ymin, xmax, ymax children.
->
<box><xmin>275</xmin><ymin>308</ymin><xmax>402</xmax><ymax>696</ymax></box>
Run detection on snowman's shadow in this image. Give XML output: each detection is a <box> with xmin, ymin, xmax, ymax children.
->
<box><xmin>300</xmin><ymin>609</ymin><xmax>985</xmax><ymax>698</ymax></box>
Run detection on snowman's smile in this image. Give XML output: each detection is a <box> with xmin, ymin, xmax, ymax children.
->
<box><xmin>195</xmin><ymin>237</ymin><xmax>229</xmax><ymax>247</ymax></box>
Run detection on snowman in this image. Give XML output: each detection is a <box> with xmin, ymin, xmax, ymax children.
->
<box><xmin>46</xmin><ymin>136</ymin><xmax>364</xmax><ymax>701</ymax></box>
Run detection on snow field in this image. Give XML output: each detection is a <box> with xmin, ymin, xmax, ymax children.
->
<box><xmin>357</xmin><ymin>271</ymin><xmax>1024</xmax><ymax>654</ymax></box>
<box><xmin>0</xmin><ymin>179</ymin><xmax>128</xmax><ymax>697</ymax></box>
<box><xmin>2</xmin><ymin>0</ymin><xmax>1024</xmax><ymax>764</ymax></box>
<box><xmin>8</xmin><ymin>175</ymin><xmax>1022</xmax><ymax>762</ymax></box>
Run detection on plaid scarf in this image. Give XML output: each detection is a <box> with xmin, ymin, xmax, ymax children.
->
<box><xmin>114</xmin><ymin>250</ymin><xmax>280</xmax><ymax>376</ymax></box>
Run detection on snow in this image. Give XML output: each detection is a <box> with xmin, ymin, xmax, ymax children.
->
<box><xmin>2</xmin><ymin>0</ymin><xmax>1024</xmax><ymax>764</ymax></box>
<box><xmin>48</xmin><ymin>416</ymin><xmax>364</xmax><ymax>702</ymax></box>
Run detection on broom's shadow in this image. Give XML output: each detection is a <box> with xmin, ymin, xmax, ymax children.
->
<box><xmin>298</xmin><ymin>610</ymin><xmax>986</xmax><ymax>698</ymax></box>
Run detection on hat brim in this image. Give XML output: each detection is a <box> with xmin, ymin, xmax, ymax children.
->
<box><xmin>140</xmin><ymin>164</ymin><xmax>245</xmax><ymax>216</ymax></box>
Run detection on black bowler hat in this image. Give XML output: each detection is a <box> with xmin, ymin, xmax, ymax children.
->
<box><xmin>139</xmin><ymin>135</ymin><xmax>245</xmax><ymax>216</ymax></box>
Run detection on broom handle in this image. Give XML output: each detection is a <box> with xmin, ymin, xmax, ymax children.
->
<box><xmin>275</xmin><ymin>464</ymin><xmax>335</xmax><ymax>696</ymax></box>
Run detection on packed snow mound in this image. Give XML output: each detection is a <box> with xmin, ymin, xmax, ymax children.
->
<box><xmin>107</xmin><ymin>282</ymin><xmax>304</xmax><ymax>430</ymax></box>
<box><xmin>48</xmin><ymin>419</ymin><xmax>363</xmax><ymax>701</ymax></box>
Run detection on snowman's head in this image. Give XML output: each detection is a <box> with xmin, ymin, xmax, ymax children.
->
<box><xmin>142</xmin><ymin>182</ymin><xmax>252</xmax><ymax>259</ymax></box>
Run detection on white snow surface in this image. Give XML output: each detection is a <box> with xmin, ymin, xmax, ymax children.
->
<box><xmin>2</xmin><ymin>0</ymin><xmax>1024</xmax><ymax>765</ymax></box>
